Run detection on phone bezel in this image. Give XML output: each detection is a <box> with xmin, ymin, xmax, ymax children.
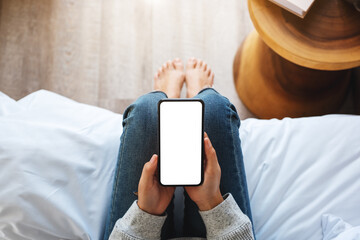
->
<box><xmin>158</xmin><ymin>99</ymin><xmax>205</xmax><ymax>186</ymax></box>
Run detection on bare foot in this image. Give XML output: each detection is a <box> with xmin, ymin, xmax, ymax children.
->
<box><xmin>154</xmin><ymin>58</ymin><xmax>185</xmax><ymax>98</ymax></box>
<box><xmin>185</xmin><ymin>58</ymin><xmax>214</xmax><ymax>98</ymax></box>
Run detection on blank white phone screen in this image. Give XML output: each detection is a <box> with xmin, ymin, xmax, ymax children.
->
<box><xmin>160</xmin><ymin>101</ymin><xmax>203</xmax><ymax>185</ymax></box>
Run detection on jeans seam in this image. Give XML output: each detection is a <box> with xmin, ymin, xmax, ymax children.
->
<box><xmin>227</xmin><ymin>103</ymin><xmax>253</xmax><ymax>225</ymax></box>
<box><xmin>109</xmin><ymin>110</ymin><xmax>131</xmax><ymax>232</ymax></box>
<box><xmin>228</xmin><ymin>102</ymin><xmax>240</xmax><ymax>175</ymax></box>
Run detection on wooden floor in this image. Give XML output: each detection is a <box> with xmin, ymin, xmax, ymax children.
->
<box><xmin>0</xmin><ymin>0</ymin><xmax>255</xmax><ymax>118</ymax></box>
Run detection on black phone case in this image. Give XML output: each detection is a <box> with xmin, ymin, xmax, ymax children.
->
<box><xmin>158</xmin><ymin>99</ymin><xmax>204</xmax><ymax>186</ymax></box>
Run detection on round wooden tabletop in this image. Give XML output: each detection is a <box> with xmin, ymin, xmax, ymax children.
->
<box><xmin>248</xmin><ymin>0</ymin><xmax>360</xmax><ymax>70</ymax></box>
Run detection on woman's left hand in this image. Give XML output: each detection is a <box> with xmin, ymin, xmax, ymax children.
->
<box><xmin>137</xmin><ymin>154</ymin><xmax>175</xmax><ymax>215</ymax></box>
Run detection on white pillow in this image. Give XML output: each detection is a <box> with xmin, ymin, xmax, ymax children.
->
<box><xmin>322</xmin><ymin>214</ymin><xmax>360</xmax><ymax>240</ymax></box>
<box><xmin>240</xmin><ymin>115</ymin><xmax>360</xmax><ymax>240</ymax></box>
<box><xmin>0</xmin><ymin>91</ymin><xmax>23</xmax><ymax>115</ymax></box>
<box><xmin>0</xmin><ymin>90</ymin><xmax>123</xmax><ymax>240</ymax></box>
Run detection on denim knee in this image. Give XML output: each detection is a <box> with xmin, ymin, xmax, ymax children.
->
<box><xmin>123</xmin><ymin>91</ymin><xmax>166</xmax><ymax>125</ymax></box>
<box><xmin>196</xmin><ymin>88</ymin><xmax>229</xmax><ymax>107</ymax></box>
<box><xmin>196</xmin><ymin>88</ymin><xmax>240</xmax><ymax>132</ymax></box>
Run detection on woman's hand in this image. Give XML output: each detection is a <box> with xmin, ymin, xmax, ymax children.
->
<box><xmin>185</xmin><ymin>133</ymin><xmax>224</xmax><ymax>211</ymax></box>
<box><xmin>138</xmin><ymin>154</ymin><xmax>175</xmax><ymax>215</ymax></box>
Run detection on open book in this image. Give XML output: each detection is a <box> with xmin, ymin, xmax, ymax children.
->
<box><xmin>268</xmin><ymin>0</ymin><xmax>315</xmax><ymax>18</ymax></box>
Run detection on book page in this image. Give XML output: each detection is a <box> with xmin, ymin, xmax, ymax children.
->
<box><xmin>269</xmin><ymin>0</ymin><xmax>303</xmax><ymax>16</ymax></box>
<box><xmin>287</xmin><ymin>0</ymin><xmax>314</xmax><ymax>11</ymax></box>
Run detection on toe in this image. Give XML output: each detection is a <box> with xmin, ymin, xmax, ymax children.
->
<box><xmin>206</xmin><ymin>67</ymin><xmax>211</xmax><ymax>77</ymax></box>
<box><xmin>173</xmin><ymin>58</ymin><xmax>183</xmax><ymax>71</ymax></box>
<box><xmin>161</xmin><ymin>64</ymin><xmax>167</xmax><ymax>73</ymax></box>
<box><xmin>186</xmin><ymin>58</ymin><xmax>197</xmax><ymax>69</ymax></box>
<box><xmin>166</xmin><ymin>60</ymin><xmax>173</xmax><ymax>70</ymax></box>
<box><xmin>196</xmin><ymin>60</ymin><xmax>204</xmax><ymax>69</ymax></box>
<box><xmin>203</xmin><ymin>63</ymin><xmax>208</xmax><ymax>71</ymax></box>
<box><xmin>210</xmin><ymin>72</ymin><xmax>215</xmax><ymax>84</ymax></box>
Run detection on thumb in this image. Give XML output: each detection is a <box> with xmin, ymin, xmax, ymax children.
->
<box><xmin>140</xmin><ymin>154</ymin><xmax>158</xmax><ymax>184</ymax></box>
<box><xmin>204</xmin><ymin>137</ymin><xmax>218</xmax><ymax>170</ymax></box>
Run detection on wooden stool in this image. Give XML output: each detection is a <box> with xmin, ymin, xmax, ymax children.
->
<box><xmin>234</xmin><ymin>0</ymin><xmax>360</xmax><ymax>119</ymax></box>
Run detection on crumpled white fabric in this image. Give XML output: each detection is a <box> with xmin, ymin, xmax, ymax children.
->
<box><xmin>240</xmin><ymin>115</ymin><xmax>360</xmax><ymax>240</ymax></box>
<box><xmin>0</xmin><ymin>90</ymin><xmax>123</xmax><ymax>240</ymax></box>
<box><xmin>322</xmin><ymin>214</ymin><xmax>360</xmax><ymax>240</ymax></box>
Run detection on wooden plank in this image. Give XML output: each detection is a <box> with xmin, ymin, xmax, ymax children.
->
<box><xmin>0</xmin><ymin>0</ymin><xmax>254</xmax><ymax>118</ymax></box>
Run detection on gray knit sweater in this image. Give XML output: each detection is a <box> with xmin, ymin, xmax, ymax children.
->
<box><xmin>109</xmin><ymin>193</ymin><xmax>254</xmax><ymax>240</ymax></box>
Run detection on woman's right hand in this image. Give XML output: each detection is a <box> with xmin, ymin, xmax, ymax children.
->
<box><xmin>138</xmin><ymin>154</ymin><xmax>175</xmax><ymax>215</ymax></box>
<box><xmin>185</xmin><ymin>133</ymin><xmax>224</xmax><ymax>211</ymax></box>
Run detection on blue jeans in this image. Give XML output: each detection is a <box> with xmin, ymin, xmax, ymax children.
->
<box><xmin>103</xmin><ymin>88</ymin><xmax>253</xmax><ymax>239</ymax></box>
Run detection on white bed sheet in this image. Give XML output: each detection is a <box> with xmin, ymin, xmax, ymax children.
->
<box><xmin>240</xmin><ymin>115</ymin><xmax>360</xmax><ymax>240</ymax></box>
<box><xmin>1</xmin><ymin>90</ymin><xmax>359</xmax><ymax>240</ymax></box>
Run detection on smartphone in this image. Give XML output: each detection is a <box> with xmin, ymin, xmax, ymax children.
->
<box><xmin>158</xmin><ymin>99</ymin><xmax>204</xmax><ymax>186</ymax></box>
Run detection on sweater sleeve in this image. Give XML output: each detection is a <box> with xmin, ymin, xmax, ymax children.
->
<box><xmin>108</xmin><ymin>201</ymin><xmax>166</xmax><ymax>240</ymax></box>
<box><xmin>199</xmin><ymin>193</ymin><xmax>254</xmax><ymax>240</ymax></box>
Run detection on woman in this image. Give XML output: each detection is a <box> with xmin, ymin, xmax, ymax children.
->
<box><xmin>103</xmin><ymin>58</ymin><xmax>255</xmax><ymax>240</ymax></box>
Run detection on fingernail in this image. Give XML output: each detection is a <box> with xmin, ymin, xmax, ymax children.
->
<box><xmin>204</xmin><ymin>132</ymin><xmax>208</xmax><ymax>138</ymax></box>
<box><xmin>150</xmin><ymin>155</ymin><xmax>157</xmax><ymax>164</ymax></box>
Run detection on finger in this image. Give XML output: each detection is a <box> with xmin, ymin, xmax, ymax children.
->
<box><xmin>166</xmin><ymin>186</ymin><xmax>176</xmax><ymax>195</ymax></box>
<box><xmin>203</xmin><ymin>132</ymin><xmax>209</xmax><ymax>169</ymax></box>
<box><xmin>204</xmin><ymin>137</ymin><xmax>218</xmax><ymax>170</ymax></box>
<box><xmin>184</xmin><ymin>186</ymin><xmax>195</xmax><ymax>193</ymax></box>
<box><xmin>140</xmin><ymin>154</ymin><xmax>158</xmax><ymax>186</ymax></box>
